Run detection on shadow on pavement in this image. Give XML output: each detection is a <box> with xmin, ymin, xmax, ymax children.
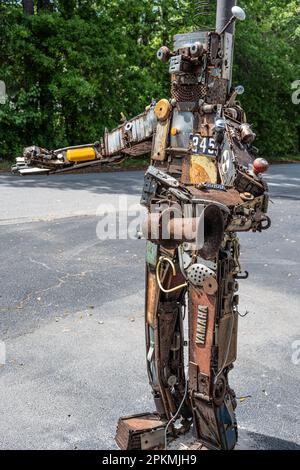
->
<box><xmin>0</xmin><ymin>171</ymin><xmax>144</xmax><ymax>196</ymax></box>
<box><xmin>238</xmin><ymin>429</ymin><xmax>300</xmax><ymax>450</ymax></box>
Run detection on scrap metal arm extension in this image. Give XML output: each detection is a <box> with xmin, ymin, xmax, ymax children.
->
<box><xmin>11</xmin><ymin>106</ymin><xmax>158</xmax><ymax>175</ymax></box>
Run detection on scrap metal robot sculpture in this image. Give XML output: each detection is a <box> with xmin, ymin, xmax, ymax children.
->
<box><xmin>14</xmin><ymin>0</ymin><xmax>271</xmax><ymax>450</ymax></box>
<box><xmin>115</xmin><ymin>0</ymin><xmax>270</xmax><ymax>451</ymax></box>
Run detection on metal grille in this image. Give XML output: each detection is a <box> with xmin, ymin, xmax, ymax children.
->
<box><xmin>171</xmin><ymin>83</ymin><xmax>207</xmax><ymax>102</ymax></box>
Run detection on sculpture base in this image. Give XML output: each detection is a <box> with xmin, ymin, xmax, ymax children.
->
<box><xmin>115</xmin><ymin>413</ymin><xmax>166</xmax><ymax>450</ymax></box>
<box><xmin>115</xmin><ymin>413</ymin><xmax>209</xmax><ymax>450</ymax></box>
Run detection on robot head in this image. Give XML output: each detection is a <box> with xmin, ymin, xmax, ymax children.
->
<box><xmin>156</xmin><ymin>4</ymin><xmax>246</xmax><ymax>105</ymax></box>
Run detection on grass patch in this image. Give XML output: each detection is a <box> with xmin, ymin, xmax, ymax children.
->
<box><xmin>120</xmin><ymin>155</ymin><xmax>149</xmax><ymax>169</ymax></box>
<box><xmin>119</xmin><ymin>155</ymin><xmax>300</xmax><ymax>167</ymax></box>
<box><xmin>0</xmin><ymin>160</ymin><xmax>13</xmax><ymax>171</ymax></box>
<box><xmin>269</xmin><ymin>154</ymin><xmax>300</xmax><ymax>163</ymax></box>
<box><xmin>1</xmin><ymin>153</ymin><xmax>299</xmax><ymax>174</ymax></box>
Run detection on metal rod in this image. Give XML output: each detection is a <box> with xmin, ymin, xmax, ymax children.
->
<box><xmin>216</xmin><ymin>0</ymin><xmax>237</xmax><ymax>33</ymax></box>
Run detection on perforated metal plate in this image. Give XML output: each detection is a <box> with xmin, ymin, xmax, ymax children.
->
<box><xmin>187</xmin><ymin>263</ymin><xmax>215</xmax><ymax>287</ymax></box>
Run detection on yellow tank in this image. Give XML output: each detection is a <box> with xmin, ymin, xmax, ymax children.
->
<box><xmin>66</xmin><ymin>147</ymin><xmax>96</xmax><ymax>162</ymax></box>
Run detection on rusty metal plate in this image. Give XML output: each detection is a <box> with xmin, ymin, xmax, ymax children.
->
<box><xmin>189</xmin><ymin>361</ymin><xmax>198</xmax><ymax>392</ymax></box>
<box><xmin>189</xmin><ymin>186</ymin><xmax>243</xmax><ymax>207</ymax></box>
<box><xmin>125</xmin><ymin>416</ymin><xmax>164</xmax><ymax>431</ymax></box>
<box><xmin>122</xmin><ymin>140</ymin><xmax>152</xmax><ymax>157</ymax></box>
<box><xmin>198</xmin><ymin>372</ymin><xmax>210</xmax><ymax>396</ymax></box>
<box><xmin>189</xmin><ymin>285</ymin><xmax>217</xmax><ymax>378</ymax></box>
<box><xmin>115</xmin><ymin>413</ymin><xmax>166</xmax><ymax>450</ymax></box>
<box><xmin>217</xmin><ymin>313</ymin><xmax>238</xmax><ymax>369</ymax></box>
<box><xmin>192</xmin><ymin>398</ymin><xmax>221</xmax><ymax>449</ymax></box>
<box><xmin>190</xmin><ymin>155</ymin><xmax>218</xmax><ymax>184</ymax></box>
<box><xmin>152</xmin><ymin>119</ymin><xmax>170</xmax><ymax>161</ymax></box>
<box><xmin>146</xmin><ymin>267</ymin><xmax>159</xmax><ymax>327</ymax></box>
<box><xmin>141</xmin><ymin>429</ymin><xmax>165</xmax><ymax>450</ymax></box>
<box><xmin>181</xmin><ymin>155</ymin><xmax>191</xmax><ymax>184</ymax></box>
<box><xmin>206</xmin><ymin>78</ymin><xmax>228</xmax><ymax>105</ymax></box>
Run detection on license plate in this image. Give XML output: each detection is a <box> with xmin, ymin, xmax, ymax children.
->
<box><xmin>190</xmin><ymin>135</ymin><xmax>217</xmax><ymax>157</ymax></box>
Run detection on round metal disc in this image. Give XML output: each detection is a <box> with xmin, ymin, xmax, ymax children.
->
<box><xmin>240</xmin><ymin>192</ymin><xmax>254</xmax><ymax>201</ymax></box>
<box><xmin>167</xmin><ymin>375</ymin><xmax>177</xmax><ymax>387</ymax></box>
<box><xmin>154</xmin><ymin>99</ymin><xmax>171</xmax><ymax>121</ymax></box>
<box><xmin>203</xmin><ymin>277</ymin><xmax>218</xmax><ymax>295</ymax></box>
<box><xmin>213</xmin><ymin>375</ymin><xmax>226</xmax><ymax>406</ymax></box>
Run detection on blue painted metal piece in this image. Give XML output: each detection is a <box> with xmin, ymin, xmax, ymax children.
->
<box><xmin>146</xmin><ymin>241</ymin><xmax>158</xmax><ymax>267</ymax></box>
<box><xmin>216</xmin><ymin>396</ymin><xmax>238</xmax><ymax>450</ymax></box>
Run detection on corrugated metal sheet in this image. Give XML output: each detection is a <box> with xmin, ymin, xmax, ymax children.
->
<box><xmin>106</xmin><ymin>108</ymin><xmax>157</xmax><ymax>156</ymax></box>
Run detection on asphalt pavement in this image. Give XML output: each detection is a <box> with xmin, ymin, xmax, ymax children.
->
<box><xmin>0</xmin><ymin>165</ymin><xmax>299</xmax><ymax>449</ymax></box>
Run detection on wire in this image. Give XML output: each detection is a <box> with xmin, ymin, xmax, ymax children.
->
<box><xmin>164</xmin><ymin>376</ymin><xmax>189</xmax><ymax>450</ymax></box>
<box><xmin>156</xmin><ymin>257</ymin><xmax>187</xmax><ymax>294</ymax></box>
<box><xmin>238</xmin><ymin>309</ymin><xmax>249</xmax><ymax>318</ymax></box>
<box><xmin>214</xmin><ymin>312</ymin><xmax>235</xmax><ymax>384</ymax></box>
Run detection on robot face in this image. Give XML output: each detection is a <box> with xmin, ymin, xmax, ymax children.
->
<box><xmin>157</xmin><ymin>30</ymin><xmax>229</xmax><ymax>105</ymax></box>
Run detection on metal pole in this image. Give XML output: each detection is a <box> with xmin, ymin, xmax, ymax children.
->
<box><xmin>216</xmin><ymin>0</ymin><xmax>237</xmax><ymax>34</ymax></box>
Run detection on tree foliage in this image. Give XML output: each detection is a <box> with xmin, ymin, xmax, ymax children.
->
<box><xmin>0</xmin><ymin>0</ymin><xmax>299</xmax><ymax>160</ymax></box>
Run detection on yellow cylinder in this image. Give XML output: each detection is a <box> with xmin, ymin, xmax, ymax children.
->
<box><xmin>66</xmin><ymin>147</ymin><xmax>96</xmax><ymax>162</ymax></box>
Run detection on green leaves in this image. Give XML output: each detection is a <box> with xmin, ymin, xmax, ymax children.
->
<box><xmin>0</xmin><ymin>0</ymin><xmax>299</xmax><ymax>160</ymax></box>
<box><xmin>235</xmin><ymin>0</ymin><xmax>300</xmax><ymax>156</ymax></box>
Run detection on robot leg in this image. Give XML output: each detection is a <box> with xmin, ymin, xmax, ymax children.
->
<box><xmin>187</xmin><ymin>234</ymin><xmax>240</xmax><ymax>450</ymax></box>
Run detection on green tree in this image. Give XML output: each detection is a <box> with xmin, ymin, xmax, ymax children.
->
<box><xmin>0</xmin><ymin>0</ymin><xmax>299</xmax><ymax>161</ymax></box>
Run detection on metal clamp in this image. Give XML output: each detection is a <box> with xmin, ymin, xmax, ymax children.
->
<box><xmin>236</xmin><ymin>271</ymin><xmax>249</xmax><ymax>280</ymax></box>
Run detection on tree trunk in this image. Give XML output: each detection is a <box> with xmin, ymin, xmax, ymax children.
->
<box><xmin>37</xmin><ymin>0</ymin><xmax>53</xmax><ymax>13</ymax></box>
<box><xmin>22</xmin><ymin>0</ymin><xmax>34</xmax><ymax>15</ymax></box>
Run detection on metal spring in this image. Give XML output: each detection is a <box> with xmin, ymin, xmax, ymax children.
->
<box><xmin>194</xmin><ymin>0</ymin><xmax>211</xmax><ymax>17</ymax></box>
<box><xmin>192</xmin><ymin>0</ymin><xmax>215</xmax><ymax>29</ymax></box>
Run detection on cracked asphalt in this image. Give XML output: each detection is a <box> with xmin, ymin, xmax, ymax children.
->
<box><xmin>0</xmin><ymin>165</ymin><xmax>299</xmax><ymax>450</ymax></box>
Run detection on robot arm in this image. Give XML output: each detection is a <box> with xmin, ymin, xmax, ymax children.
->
<box><xmin>11</xmin><ymin>104</ymin><xmax>158</xmax><ymax>175</ymax></box>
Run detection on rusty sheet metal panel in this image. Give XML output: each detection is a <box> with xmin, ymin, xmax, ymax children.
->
<box><xmin>115</xmin><ymin>413</ymin><xmax>165</xmax><ymax>450</ymax></box>
<box><xmin>152</xmin><ymin>119</ymin><xmax>170</xmax><ymax>161</ymax></box>
<box><xmin>122</xmin><ymin>140</ymin><xmax>152</xmax><ymax>157</ymax></box>
<box><xmin>105</xmin><ymin>108</ymin><xmax>157</xmax><ymax>156</ymax></box>
<box><xmin>217</xmin><ymin>312</ymin><xmax>238</xmax><ymax>369</ymax></box>
<box><xmin>189</xmin><ymin>285</ymin><xmax>217</xmax><ymax>379</ymax></box>
<box><xmin>190</xmin><ymin>155</ymin><xmax>218</xmax><ymax>184</ymax></box>
<box><xmin>146</xmin><ymin>266</ymin><xmax>159</xmax><ymax>327</ymax></box>
<box><xmin>189</xmin><ymin>186</ymin><xmax>243</xmax><ymax>207</ymax></box>
<box><xmin>181</xmin><ymin>155</ymin><xmax>191</xmax><ymax>184</ymax></box>
<box><xmin>192</xmin><ymin>398</ymin><xmax>221</xmax><ymax>449</ymax></box>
